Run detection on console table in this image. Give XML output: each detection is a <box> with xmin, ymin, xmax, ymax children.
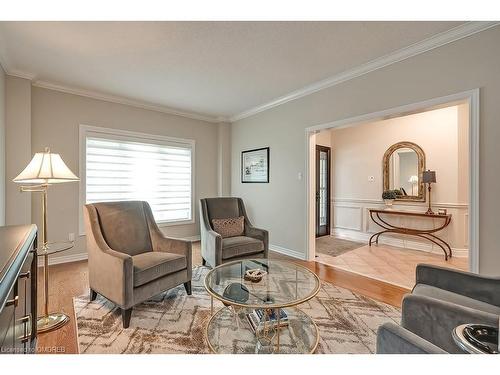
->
<box><xmin>368</xmin><ymin>209</ymin><xmax>452</xmax><ymax>260</ymax></box>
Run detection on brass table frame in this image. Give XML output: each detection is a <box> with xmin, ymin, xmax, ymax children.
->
<box><xmin>368</xmin><ymin>209</ymin><xmax>452</xmax><ymax>260</ymax></box>
<box><xmin>204</xmin><ymin>259</ymin><xmax>321</xmax><ymax>354</ymax></box>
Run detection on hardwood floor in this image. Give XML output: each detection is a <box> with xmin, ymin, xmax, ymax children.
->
<box><xmin>36</xmin><ymin>242</ymin><xmax>409</xmax><ymax>354</ymax></box>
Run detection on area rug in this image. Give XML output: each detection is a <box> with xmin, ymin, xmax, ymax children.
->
<box><xmin>74</xmin><ymin>266</ymin><xmax>400</xmax><ymax>354</ymax></box>
<box><xmin>315</xmin><ymin>236</ymin><xmax>365</xmax><ymax>257</ymax></box>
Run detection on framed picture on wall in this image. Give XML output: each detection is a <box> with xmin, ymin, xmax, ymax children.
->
<box><xmin>241</xmin><ymin>147</ymin><xmax>269</xmax><ymax>183</ymax></box>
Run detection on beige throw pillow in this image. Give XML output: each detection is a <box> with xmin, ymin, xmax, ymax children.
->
<box><xmin>212</xmin><ymin>216</ymin><xmax>245</xmax><ymax>238</ymax></box>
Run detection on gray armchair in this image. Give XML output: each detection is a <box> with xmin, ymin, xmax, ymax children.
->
<box><xmin>377</xmin><ymin>264</ymin><xmax>500</xmax><ymax>353</ymax></box>
<box><xmin>84</xmin><ymin>201</ymin><xmax>192</xmax><ymax>328</ymax></box>
<box><xmin>199</xmin><ymin>197</ymin><xmax>268</xmax><ymax>268</ymax></box>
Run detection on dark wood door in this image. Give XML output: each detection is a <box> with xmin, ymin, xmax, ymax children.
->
<box><xmin>315</xmin><ymin>145</ymin><xmax>331</xmax><ymax>237</ymax></box>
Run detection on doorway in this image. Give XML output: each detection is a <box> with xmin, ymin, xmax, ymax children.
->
<box><xmin>305</xmin><ymin>90</ymin><xmax>480</xmax><ymax>286</ymax></box>
<box><xmin>315</xmin><ymin>145</ymin><xmax>331</xmax><ymax>237</ymax></box>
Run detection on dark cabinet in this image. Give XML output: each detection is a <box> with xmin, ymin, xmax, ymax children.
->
<box><xmin>0</xmin><ymin>225</ymin><xmax>37</xmax><ymax>354</ymax></box>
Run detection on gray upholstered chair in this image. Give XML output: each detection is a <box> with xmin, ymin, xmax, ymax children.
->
<box><xmin>377</xmin><ymin>264</ymin><xmax>500</xmax><ymax>353</ymax></box>
<box><xmin>84</xmin><ymin>201</ymin><xmax>192</xmax><ymax>328</ymax></box>
<box><xmin>199</xmin><ymin>197</ymin><xmax>268</xmax><ymax>268</ymax></box>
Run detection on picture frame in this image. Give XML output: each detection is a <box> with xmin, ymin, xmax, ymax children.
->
<box><xmin>241</xmin><ymin>147</ymin><xmax>270</xmax><ymax>183</ymax></box>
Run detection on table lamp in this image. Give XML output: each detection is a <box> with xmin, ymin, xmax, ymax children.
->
<box><xmin>422</xmin><ymin>170</ymin><xmax>436</xmax><ymax>215</ymax></box>
<box><xmin>13</xmin><ymin>147</ymin><xmax>79</xmax><ymax>332</ymax></box>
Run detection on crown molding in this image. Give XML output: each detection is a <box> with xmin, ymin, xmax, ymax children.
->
<box><xmin>0</xmin><ymin>64</ymin><xmax>224</xmax><ymax>123</ymax></box>
<box><xmin>230</xmin><ymin>21</ymin><xmax>500</xmax><ymax>122</ymax></box>
<box><xmin>5</xmin><ymin>69</ymin><xmax>36</xmax><ymax>81</ymax></box>
<box><xmin>31</xmin><ymin>80</ymin><xmax>223</xmax><ymax>123</ymax></box>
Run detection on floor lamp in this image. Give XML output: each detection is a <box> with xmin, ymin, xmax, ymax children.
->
<box><xmin>13</xmin><ymin>147</ymin><xmax>79</xmax><ymax>332</ymax></box>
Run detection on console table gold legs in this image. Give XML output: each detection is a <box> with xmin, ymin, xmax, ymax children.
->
<box><xmin>368</xmin><ymin>209</ymin><xmax>452</xmax><ymax>260</ymax></box>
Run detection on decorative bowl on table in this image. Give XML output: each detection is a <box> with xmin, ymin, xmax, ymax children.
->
<box><xmin>244</xmin><ymin>268</ymin><xmax>268</xmax><ymax>282</ymax></box>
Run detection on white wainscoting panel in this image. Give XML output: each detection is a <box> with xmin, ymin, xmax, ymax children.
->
<box><xmin>333</xmin><ymin>205</ymin><xmax>363</xmax><ymax>231</ymax></box>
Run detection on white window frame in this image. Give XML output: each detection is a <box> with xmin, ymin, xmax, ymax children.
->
<box><xmin>79</xmin><ymin>124</ymin><xmax>195</xmax><ymax>235</ymax></box>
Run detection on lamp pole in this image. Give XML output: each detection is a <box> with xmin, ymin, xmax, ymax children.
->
<box><xmin>20</xmin><ymin>184</ymin><xmax>69</xmax><ymax>332</ymax></box>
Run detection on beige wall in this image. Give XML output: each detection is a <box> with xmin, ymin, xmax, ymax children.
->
<box><xmin>29</xmin><ymin>86</ymin><xmax>222</xmax><ymax>261</ymax></box>
<box><xmin>0</xmin><ymin>65</ymin><xmax>4</xmax><ymax>225</ymax></box>
<box><xmin>329</xmin><ymin>104</ymin><xmax>469</xmax><ymax>252</ymax></box>
<box><xmin>231</xmin><ymin>26</ymin><xmax>500</xmax><ymax>275</ymax></box>
<box><xmin>331</xmin><ymin>105</ymin><xmax>466</xmax><ymax>204</ymax></box>
<box><xmin>5</xmin><ymin>76</ymin><xmax>31</xmax><ymax>226</ymax></box>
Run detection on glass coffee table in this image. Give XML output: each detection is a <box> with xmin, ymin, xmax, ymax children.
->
<box><xmin>204</xmin><ymin>259</ymin><xmax>321</xmax><ymax>354</ymax></box>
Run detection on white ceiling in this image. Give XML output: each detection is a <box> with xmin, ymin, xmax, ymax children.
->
<box><xmin>0</xmin><ymin>21</ymin><xmax>465</xmax><ymax>120</ymax></box>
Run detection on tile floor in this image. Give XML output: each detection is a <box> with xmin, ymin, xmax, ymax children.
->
<box><xmin>315</xmin><ymin>241</ymin><xmax>468</xmax><ymax>288</ymax></box>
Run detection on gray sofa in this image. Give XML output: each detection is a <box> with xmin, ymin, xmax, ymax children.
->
<box><xmin>377</xmin><ymin>264</ymin><xmax>500</xmax><ymax>353</ymax></box>
<box><xmin>199</xmin><ymin>197</ymin><xmax>268</xmax><ymax>268</ymax></box>
<box><xmin>84</xmin><ymin>201</ymin><xmax>192</xmax><ymax>328</ymax></box>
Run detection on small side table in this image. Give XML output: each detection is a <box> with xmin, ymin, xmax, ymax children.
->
<box><xmin>453</xmin><ymin>324</ymin><xmax>499</xmax><ymax>354</ymax></box>
<box><xmin>37</xmin><ymin>240</ymin><xmax>74</xmax><ymax>333</ymax></box>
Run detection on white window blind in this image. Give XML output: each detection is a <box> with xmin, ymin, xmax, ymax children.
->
<box><xmin>84</xmin><ymin>131</ymin><xmax>193</xmax><ymax>224</ymax></box>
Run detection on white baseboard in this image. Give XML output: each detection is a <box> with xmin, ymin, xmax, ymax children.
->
<box><xmin>332</xmin><ymin>228</ymin><xmax>468</xmax><ymax>258</ymax></box>
<box><xmin>269</xmin><ymin>244</ymin><xmax>307</xmax><ymax>260</ymax></box>
<box><xmin>38</xmin><ymin>252</ymin><xmax>88</xmax><ymax>267</ymax></box>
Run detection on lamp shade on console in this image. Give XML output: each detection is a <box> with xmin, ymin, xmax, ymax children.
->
<box><xmin>422</xmin><ymin>170</ymin><xmax>436</xmax><ymax>184</ymax></box>
<box><xmin>422</xmin><ymin>170</ymin><xmax>436</xmax><ymax>214</ymax></box>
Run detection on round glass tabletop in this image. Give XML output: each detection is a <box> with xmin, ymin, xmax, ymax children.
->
<box><xmin>204</xmin><ymin>259</ymin><xmax>320</xmax><ymax>308</ymax></box>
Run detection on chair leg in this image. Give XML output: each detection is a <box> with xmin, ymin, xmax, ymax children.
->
<box><xmin>122</xmin><ymin>308</ymin><xmax>132</xmax><ymax>329</ymax></box>
<box><xmin>202</xmin><ymin>258</ymin><xmax>207</xmax><ymax>266</ymax></box>
<box><xmin>89</xmin><ymin>288</ymin><xmax>97</xmax><ymax>301</ymax></box>
<box><xmin>184</xmin><ymin>281</ymin><xmax>192</xmax><ymax>295</ymax></box>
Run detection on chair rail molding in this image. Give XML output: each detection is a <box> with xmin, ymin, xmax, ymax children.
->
<box><xmin>305</xmin><ymin>89</ymin><xmax>480</xmax><ymax>273</ymax></box>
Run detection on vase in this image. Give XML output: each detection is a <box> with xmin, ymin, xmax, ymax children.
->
<box><xmin>384</xmin><ymin>199</ymin><xmax>395</xmax><ymax>209</ymax></box>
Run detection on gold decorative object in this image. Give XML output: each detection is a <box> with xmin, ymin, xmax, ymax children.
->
<box><xmin>244</xmin><ymin>268</ymin><xmax>268</xmax><ymax>282</ymax></box>
<box><xmin>13</xmin><ymin>147</ymin><xmax>79</xmax><ymax>333</ymax></box>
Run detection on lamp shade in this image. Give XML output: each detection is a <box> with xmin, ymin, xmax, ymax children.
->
<box><xmin>13</xmin><ymin>148</ymin><xmax>79</xmax><ymax>184</ymax></box>
<box><xmin>408</xmin><ymin>175</ymin><xmax>418</xmax><ymax>184</ymax></box>
<box><xmin>422</xmin><ymin>170</ymin><xmax>436</xmax><ymax>184</ymax></box>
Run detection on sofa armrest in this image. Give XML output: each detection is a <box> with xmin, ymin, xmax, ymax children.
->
<box><xmin>415</xmin><ymin>264</ymin><xmax>500</xmax><ymax>307</ymax></box>
<box><xmin>376</xmin><ymin>322</ymin><xmax>447</xmax><ymax>354</ymax></box>
<box><xmin>401</xmin><ymin>294</ymin><xmax>499</xmax><ymax>353</ymax></box>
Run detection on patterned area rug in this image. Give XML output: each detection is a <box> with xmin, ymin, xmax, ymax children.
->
<box><xmin>315</xmin><ymin>236</ymin><xmax>365</xmax><ymax>257</ymax></box>
<box><xmin>74</xmin><ymin>266</ymin><xmax>400</xmax><ymax>354</ymax></box>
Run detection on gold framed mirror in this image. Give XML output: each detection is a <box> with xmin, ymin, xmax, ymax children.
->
<box><xmin>383</xmin><ymin>141</ymin><xmax>426</xmax><ymax>202</ymax></box>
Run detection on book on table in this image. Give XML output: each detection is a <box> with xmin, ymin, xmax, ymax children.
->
<box><xmin>246</xmin><ymin>308</ymin><xmax>288</xmax><ymax>333</ymax></box>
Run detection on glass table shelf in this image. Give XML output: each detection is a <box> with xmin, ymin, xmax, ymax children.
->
<box><xmin>206</xmin><ymin>306</ymin><xmax>319</xmax><ymax>354</ymax></box>
<box><xmin>37</xmin><ymin>240</ymin><xmax>75</xmax><ymax>256</ymax></box>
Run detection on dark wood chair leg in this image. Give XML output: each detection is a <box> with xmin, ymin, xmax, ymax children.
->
<box><xmin>184</xmin><ymin>281</ymin><xmax>192</xmax><ymax>295</ymax></box>
<box><xmin>202</xmin><ymin>258</ymin><xmax>207</xmax><ymax>266</ymax></box>
<box><xmin>89</xmin><ymin>288</ymin><xmax>97</xmax><ymax>301</ymax></box>
<box><xmin>122</xmin><ymin>308</ymin><xmax>132</xmax><ymax>328</ymax></box>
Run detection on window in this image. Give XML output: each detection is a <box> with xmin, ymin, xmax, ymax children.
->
<box><xmin>80</xmin><ymin>126</ymin><xmax>194</xmax><ymax>228</ymax></box>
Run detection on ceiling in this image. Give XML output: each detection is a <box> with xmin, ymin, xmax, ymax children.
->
<box><xmin>0</xmin><ymin>21</ymin><xmax>466</xmax><ymax>121</ymax></box>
